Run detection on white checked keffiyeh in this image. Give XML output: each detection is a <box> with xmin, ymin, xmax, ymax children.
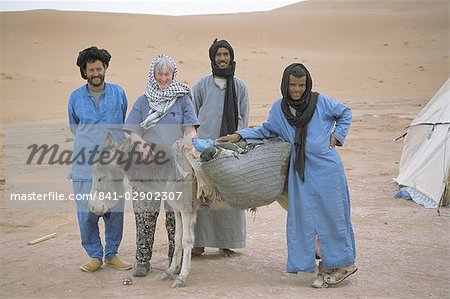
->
<box><xmin>140</xmin><ymin>54</ymin><xmax>191</xmax><ymax>129</ymax></box>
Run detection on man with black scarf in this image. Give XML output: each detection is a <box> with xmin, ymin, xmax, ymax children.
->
<box><xmin>218</xmin><ymin>63</ymin><xmax>357</xmax><ymax>288</ymax></box>
<box><xmin>191</xmin><ymin>39</ymin><xmax>249</xmax><ymax>256</ymax></box>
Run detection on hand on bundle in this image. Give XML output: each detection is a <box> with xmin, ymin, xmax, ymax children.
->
<box><xmin>216</xmin><ymin>133</ymin><xmax>242</xmax><ymax>143</ymax></box>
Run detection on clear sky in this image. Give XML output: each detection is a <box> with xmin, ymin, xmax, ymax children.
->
<box><xmin>0</xmin><ymin>0</ymin><xmax>303</xmax><ymax>16</ymax></box>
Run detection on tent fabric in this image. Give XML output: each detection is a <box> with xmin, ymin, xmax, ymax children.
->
<box><xmin>411</xmin><ymin>79</ymin><xmax>450</xmax><ymax>125</ymax></box>
<box><xmin>395</xmin><ymin>78</ymin><xmax>450</xmax><ymax>207</ymax></box>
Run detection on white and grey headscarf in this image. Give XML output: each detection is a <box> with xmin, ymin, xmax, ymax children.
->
<box><xmin>140</xmin><ymin>54</ymin><xmax>191</xmax><ymax>129</ymax></box>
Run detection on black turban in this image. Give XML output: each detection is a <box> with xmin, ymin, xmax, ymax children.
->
<box><xmin>76</xmin><ymin>46</ymin><xmax>111</xmax><ymax>79</ymax></box>
<box><xmin>209</xmin><ymin>39</ymin><xmax>234</xmax><ymax>64</ymax></box>
<box><xmin>208</xmin><ymin>39</ymin><xmax>238</xmax><ymax>136</ymax></box>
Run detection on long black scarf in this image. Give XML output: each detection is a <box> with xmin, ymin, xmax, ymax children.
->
<box><xmin>280</xmin><ymin>63</ymin><xmax>319</xmax><ymax>181</ymax></box>
<box><xmin>209</xmin><ymin>39</ymin><xmax>238</xmax><ymax>136</ymax></box>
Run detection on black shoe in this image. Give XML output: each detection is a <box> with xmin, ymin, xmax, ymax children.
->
<box><xmin>133</xmin><ymin>262</ymin><xmax>152</xmax><ymax>277</ymax></box>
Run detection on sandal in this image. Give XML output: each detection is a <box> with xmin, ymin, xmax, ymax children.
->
<box><xmin>311</xmin><ymin>273</ymin><xmax>328</xmax><ymax>288</ymax></box>
<box><xmin>310</xmin><ymin>261</ymin><xmax>331</xmax><ymax>288</ymax></box>
<box><xmin>323</xmin><ymin>264</ymin><xmax>358</xmax><ymax>285</ymax></box>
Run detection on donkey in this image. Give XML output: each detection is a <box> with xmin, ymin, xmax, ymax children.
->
<box><xmin>89</xmin><ymin>133</ymin><xmax>288</xmax><ymax>288</ymax></box>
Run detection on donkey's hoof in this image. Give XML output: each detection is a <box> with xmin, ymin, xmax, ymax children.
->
<box><xmin>171</xmin><ymin>277</ymin><xmax>186</xmax><ymax>288</ymax></box>
<box><xmin>160</xmin><ymin>272</ymin><xmax>173</xmax><ymax>281</ymax></box>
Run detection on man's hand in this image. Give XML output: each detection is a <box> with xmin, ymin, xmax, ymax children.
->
<box><xmin>217</xmin><ymin>133</ymin><xmax>242</xmax><ymax>143</ymax></box>
<box><xmin>329</xmin><ymin>136</ymin><xmax>338</xmax><ymax>149</ymax></box>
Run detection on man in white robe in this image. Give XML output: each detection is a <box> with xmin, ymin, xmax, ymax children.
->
<box><xmin>191</xmin><ymin>39</ymin><xmax>249</xmax><ymax>256</ymax></box>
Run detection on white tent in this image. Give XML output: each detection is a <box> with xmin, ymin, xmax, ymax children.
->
<box><xmin>395</xmin><ymin>78</ymin><xmax>450</xmax><ymax>209</ymax></box>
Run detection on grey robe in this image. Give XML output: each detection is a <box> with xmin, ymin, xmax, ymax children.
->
<box><xmin>192</xmin><ymin>74</ymin><xmax>249</xmax><ymax>248</ymax></box>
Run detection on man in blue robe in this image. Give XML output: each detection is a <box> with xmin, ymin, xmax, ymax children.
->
<box><xmin>219</xmin><ymin>63</ymin><xmax>357</xmax><ymax>288</ymax></box>
<box><xmin>68</xmin><ymin>46</ymin><xmax>131</xmax><ymax>272</ymax></box>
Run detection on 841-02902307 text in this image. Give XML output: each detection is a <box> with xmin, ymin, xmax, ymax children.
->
<box><xmin>93</xmin><ymin>191</ymin><xmax>184</xmax><ymax>201</ymax></box>
<box><xmin>9</xmin><ymin>191</ymin><xmax>184</xmax><ymax>201</ymax></box>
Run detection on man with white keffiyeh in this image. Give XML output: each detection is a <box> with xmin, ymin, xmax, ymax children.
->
<box><xmin>123</xmin><ymin>54</ymin><xmax>199</xmax><ymax>277</ymax></box>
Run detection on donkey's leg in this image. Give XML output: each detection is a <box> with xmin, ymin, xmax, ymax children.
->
<box><xmin>171</xmin><ymin>211</ymin><xmax>196</xmax><ymax>288</ymax></box>
<box><xmin>165</xmin><ymin>211</ymin><xmax>176</xmax><ymax>266</ymax></box>
<box><xmin>161</xmin><ymin>210</ymin><xmax>183</xmax><ymax>281</ymax></box>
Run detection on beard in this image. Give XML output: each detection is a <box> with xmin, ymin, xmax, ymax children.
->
<box><xmin>217</xmin><ymin>60</ymin><xmax>229</xmax><ymax>69</ymax></box>
<box><xmin>87</xmin><ymin>75</ymin><xmax>105</xmax><ymax>87</ymax></box>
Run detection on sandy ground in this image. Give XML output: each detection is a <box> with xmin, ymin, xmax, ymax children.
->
<box><xmin>1</xmin><ymin>1</ymin><xmax>449</xmax><ymax>298</ymax></box>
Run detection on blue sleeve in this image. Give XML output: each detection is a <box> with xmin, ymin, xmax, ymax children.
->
<box><xmin>180</xmin><ymin>95</ymin><xmax>200</xmax><ymax>127</ymax></box>
<box><xmin>121</xmin><ymin>89</ymin><xmax>128</xmax><ymax>122</ymax></box>
<box><xmin>323</xmin><ymin>95</ymin><xmax>352</xmax><ymax>146</ymax></box>
<box><xmin>123</xmin><ymin>96</ymin><xmax>144</xmax><ymax>136</ymax></box>
<box><xmin>68</xmin><ymin>93</ymin><xmax>78</xmax><ymax>135</ymax></box>
<box><xmin>237</xmin><ymin>104</ymin><xmax>279</xmax><ymax>139</ymax></box>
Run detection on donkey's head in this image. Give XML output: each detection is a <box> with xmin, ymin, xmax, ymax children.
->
<box><xmin>89</xmin><ymin>133</ymin><xmax>130</xmax><ymax>215</ymax></box>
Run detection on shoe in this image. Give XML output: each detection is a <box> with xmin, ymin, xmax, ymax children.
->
<box><xmin>80</xmin><ymin>259</ymin><xmax>103</xmax><ymax>272</ymax></box>
<box><xmin>323</xmin><ymin>264</ymin><xmax>358</xmax><ymax>285</ymax></box>
<box><xmin>104</xmin><ymin>256</ymin><xmax>132</xmax><ymax>270</ymax></box>
<box><xmin>311</xmin><ymin>273</ymin><xmax>329</xmax><ymax>288</ymax></box>
<box><xmin>133</xmin><ymin>262</ymin><xmax>152</xmax><ymax>277</ymax></box>
<box><xmin>310</xmin><ymin>261</ymin><xmax>330</xmax><ymax>288</ymax></box>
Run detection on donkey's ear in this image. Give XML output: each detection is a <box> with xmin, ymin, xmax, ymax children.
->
<box><xmin>103</xmin><ymin>132</ymin><xmax>117</xmax><ymax>150</ymax></box>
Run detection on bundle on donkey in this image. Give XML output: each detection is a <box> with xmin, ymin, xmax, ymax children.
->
<box><xmin>89</xmin><ymin>133</ymin><xmax>290</xmax><ymax>288</ymax></box>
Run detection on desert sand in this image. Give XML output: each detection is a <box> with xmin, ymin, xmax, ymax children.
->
<box><xmin>0</xmin><ymin>0</ymin><xmax>449</xmax><ymax>298</ymax></box>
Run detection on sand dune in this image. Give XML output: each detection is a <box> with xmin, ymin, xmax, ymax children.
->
<box><xmin>1</xmin><ymin>0</ymin><xmax>448</xmax><ymax>124</ymax></box>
